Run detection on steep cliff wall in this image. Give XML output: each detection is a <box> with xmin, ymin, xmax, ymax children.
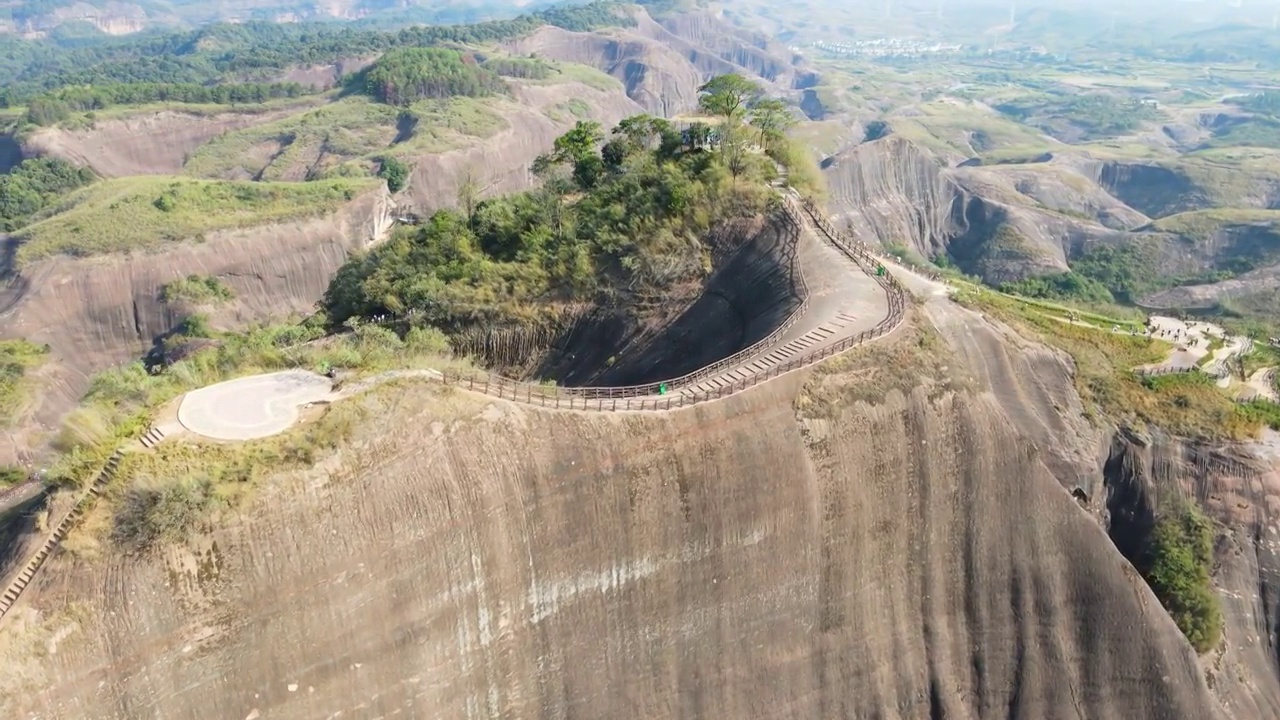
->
<box><xmin>534</xmin><ymin>215</ymin><xmax>798</xmax><ymax>386</ymax></box>
<box><xmin>651</xmin><ymin>9</ymin><xmax>798</xmax><ymax>85</ymax></box>
<box><xmin>505</xmin><ymin>26</ymin><xmax>712</xmax><ymax>116</ymax></box>
<box><xmin>0</xmin><ymin>187</ymin><xmax>392</xmax><ymax>450</ymax></box>
<box><xmin>1101</xmin><ymin>429</ymin><xmax>1280</xmax><ymax>719</ymax></box>
<box><xmin>0</xmin><ymin>320</ymin><xmax>1226</xmax><ymax>719</ymax></box>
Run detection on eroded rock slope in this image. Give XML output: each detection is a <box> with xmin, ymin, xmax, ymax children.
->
<box><xmin>0</xmin><ymin>306</ymin><xmax>1235</xmax><ymax>719</ymax></box>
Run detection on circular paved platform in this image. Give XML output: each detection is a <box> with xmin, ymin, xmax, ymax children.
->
<box><xmin>177</xmin><ymin>370</ymin><xmax>335</xmax><ymax>441</ymax></box>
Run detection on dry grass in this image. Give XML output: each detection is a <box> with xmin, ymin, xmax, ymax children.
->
<box><xmin>107</xmin><ymin>395</ymin><xmax>367</xmax><ymax>551</ymax></box>
<box><xmin>795</xmin><ymin>314</ymin><xmax>971</xmax><ymax>419</ymax></box>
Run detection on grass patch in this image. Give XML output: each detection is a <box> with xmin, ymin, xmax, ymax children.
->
<box><xmin>0</xmin><ymin>466</ymin><xmax>27</xmax><ymax>487</ymax></box>
<box><xmin>49</xmin><ymin>319</ymin><xmax>469</xmax><ymax>490</ymax></box>
<box><xmin>956</xmin><ymin>288</ymin><xmax>1265</xmax><ymax>439</ymax></box>
<box><xmin>795</xmin><ymin>315</ymin><xmax>971</xmax><ymax>419</ymax></box>
<box><xmin>1140</xmin><ymin>504</ymin><xmax>1223</xmax><ymax>654</ymax></box>
<box><xmin>14</xmin><ymin>176</ymin><xmax>377</xmax><ymax>265</ymax></box>
<box><xmin>181</xmin><ymin>97</ymin><xmax>399</xmax><ymax>179</ymax></box>
<box><xmin>538</xmin><ymin>60</ymin><xmax>621</xmax><ymax>92</ymax></box>
<box><xmin>0</xmin><ymin>339</ymin><xmax>50</xmax><ymax>427</ymax></box>
<box><xmin>110</xmin><ymin>393</ymin><xmax>366</xmax><ymax>550</ymax></box>
<box><xmin>386</xmin><ymin>96</ymin><xmax>509</xmax><ymax>158</ymax></box>
<box><xmin>159</xmin><ymin>275</ymin><xmax>235</xmax><ymax>305</ymax></box>
<box><xmin>1150</xmin><ymin>208</ymin><xmax>1280</xmax><ymax>239</ymax></box>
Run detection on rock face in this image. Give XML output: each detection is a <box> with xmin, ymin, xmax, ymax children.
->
<box><xmin>1100</xmin><ymin>429</ymin><xmax>1280</xmax><ymax>719</ymax></box>
<box><xmin>401</xmin><ymin>82</ymin><xmax>644</xmax><ymax>213</ymax></box>
<box><xmin>505</xmin><ymin>7</ymin><xmax>801</xmax><ymax>117</ymax></box>
<box><xmin>0</xmin><ymin>314</ymin><xmax>1227</xmax><ymax>719</ymax></box>
<box><xmin>533</xmin><ymin>215</ymin><xmax>799</xmax><ymax>386</ymax></box>
<box><xmin>0</xmin><ymin>187</ymin><xmax>393</xmax><ymax>455</ymax></box>
<box><xmin>1140</xmin><ymin>262</ymin><xmax>1280</xmax><ymax>310</ymax></box>
<box><xmin>21</xmin><ymin>105</ymin><xmax>319</xmax><ymax>178</ymax></box>
<box><xmin>506</xmin><ymin>25</ymin><xmax>710</xmax><ymax>116</ymax></box>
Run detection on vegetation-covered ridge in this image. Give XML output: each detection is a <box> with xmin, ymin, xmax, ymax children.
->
<box><xmin>357</xmin><ymin>47</ymin><xmax>507</xmax><ymax>105</ymax></box>
<box><xmin>322</xmin><ymin>75</ymin><xmax>817</xmax><ymax>331</ymax></box>
<box><xmin>0</xmin><ymin>157</ymin><xmax>96</xmax><ymax>232</ymax></box>
<box><xmin>13</xmin><ymin>176</ymin><xmax>378</xmax><ymax>266</ymax></box>
<box><xmin>0</xmin><ymin>1</ymin><xmax>632</xmax><ymax>111</ymax></box>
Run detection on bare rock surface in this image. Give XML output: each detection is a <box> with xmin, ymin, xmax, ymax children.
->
<box><xmin>0</xmin><ymin>308</ymin><xmax>1231</xmax><ymax>719</ymax></box>
<box><xmin>21</xmin><ymin>105</ymin><xmax>322</xmax><ymax>178</ymax></box>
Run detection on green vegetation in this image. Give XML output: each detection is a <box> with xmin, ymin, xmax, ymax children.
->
<box><xmin>177</xmin><ymin>96</ymin><xmax>505</xmax><ymax>180</ymax></box>
<box><xmin>1001</xmin><ymin>272</ymin><xmax>1114</xmax><ymax>306</ymax></box>
<box><xmin>0</xmin><ymin>2</ymin><xmax>632</xmax><ymax>106</ymax></box>
<box><xmin>483</xmin><ymin>57</ymin><xmax>552</xmax><ymax>80</ymax></box>
<box><xmin>996</xmin><ymin>93</ymin><xmax>1162</xmax><ymax>139</ymax></box>
<box><xmin>0</xmin><ymin>465</ymin><xmax>25</xmax><ymax>487</ymax></box>
<box><xmin>111</xmin><ymin>392</ymin><xmax>363</xmax><ymax>550</ymax></box>
<box><xmin>159</xmin><ymin>275</ymin><xmax>235</xmax><ymax>306</ymax></box>
<box><xmin>1000</xmin><ymin>244</ymin><xmax>1252</xmax><ymax>307</ymax></box>
<box><xmin>14</xmin><ymin>176</ymin><xmax>377</xmax><ymax>265</ymax></box>
<box><xmin>378</xmin><ymin>156</ymin><xmax>409</xmax><ymax>193</ymax></box>
<box><xmin>956</xmin><ymin>288</ymin><xmax>1268</xmax><ymax>440</ymax></box>
<box><xmin>358</xmin><ymin>48</ymin><xmax>505</xmax><ymax>105</ymax></box>
<box><xmin>0</xmin><ymin>157</ymin><xmax>96</xmax><ymax>232</ymax></box>
<box><xmin>1140</xmin><ymin>504</ymin><xmax>1223</xmax><ymax>654</ymax></box>
<box><xmin>323</xmin><ymin>106</ymin><xmax>779</xmax><ymax>330</ymax></box>
<box><xmin>539</xmin><ymin>61</ymin><xmax>621</xmax><ymax>92</ymax></box>
<box><xmin>24</xmin><ymin>82</ymin><xmax>312</xmax><ymax>126</ymax></box>
<box><xmin>0</xmin><ymin>340</ymin><xmax>50</xmax><ymax>427</ymax></box>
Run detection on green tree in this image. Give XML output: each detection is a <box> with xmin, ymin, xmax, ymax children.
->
<box><xmin>697</xmin><ymin>73</ymin><xmax>760</xmax><ymax>121</ymax></box>
<box><xmin>378</xmin><ymin>156</ymin><xmax>410</xmax><ymax>193</ymax></box>
<box><xmin>553</xmin><ymin>120</ymin><xmax>604</xmax><ymax>163</ymax></box>
<box><xmin>749</xmin><ymin>97</ymin><xmax>794</xmax><ymax>150</ymax></box>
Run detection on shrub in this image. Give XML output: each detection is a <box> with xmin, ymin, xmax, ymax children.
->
<box><xmin>1141</xmin><ymin>505</ymin><xmax>1223</xmax><ymax>653</ymax></box>
<box><xmin>113</xmin><ymin>474</ymin><xmax>220</xmax><ymax>549</ymax></box>
<box><xmin>378</xmin><ymin>156</ymin><xmax>410</xmax><ymax>193</ymax></box>
<box><xmin>159</xmin><ymin>275</ymin><xmax>235</xmax><ymax>305</ymax></box>
<box><xmin>0</xmin><ymin>465</ymin><xmax>27</xmax><ymax>487</ymax></box>
<box><xmin>0</xmin><ymin>339</ymin><xmax>51</xmax><ymax>427</ymax></box>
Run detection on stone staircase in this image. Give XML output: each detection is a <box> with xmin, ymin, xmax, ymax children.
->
<box><xmin>0</xmin><ymin>451</ymin><xmax>122</xmax><ymax>621</ymax></box>
<box><xmin>140</xmin><ymin>425</ymin><xmax>166</xmax><ymax>449</ymax></box>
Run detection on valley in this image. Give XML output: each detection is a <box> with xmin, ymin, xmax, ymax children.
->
<box><xmin>0</xmin><ymin>0</ymin><xmax>1279</xmax><ymax>718</ymax></box>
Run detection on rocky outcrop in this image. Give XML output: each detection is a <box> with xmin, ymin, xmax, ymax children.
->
<box><xmin>0</xmin><ymin>325</ymin><xmax>1228</xmax><ymax>719</ymax></box>
<box><xmin>22</xmin><ymin>105</ymin><xmax>319</xmax><ymax>178</ymax></box>
<box><xmin>505</xmin><ymin>25</ymin><xmax>710</xmax><ymax>116</ymax></box>
<box><xmin>1101</xmin><ymin>429</ymin><xmax>1280</xmax><ymax>719</ymax></box>
<box><xmin>0</xmin><ymin>187</ymin><xmax>393</xmax><ymax>455</ymax></box>
<box><xmin>648</xmin><ymin>9</ymin><xmax>798</xmax><ymax>85</ymax></box>
<box><xmin>401</xmin><ymin>81</ymin><xmax>643</xmax><ymax>212</ymax></box>
<box><xmin>963</xmin><ymin>162</ymin><xmax>1150</xmax><ymax>230</ymax></box>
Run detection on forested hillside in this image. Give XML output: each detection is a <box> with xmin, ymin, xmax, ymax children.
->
<box><xmin>0</xmin><ymin>1</ymin><xmax>631</xmax><ymax>108</ymax></box>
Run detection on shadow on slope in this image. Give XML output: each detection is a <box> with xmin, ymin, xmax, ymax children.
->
<box><xmin>537</xmin><ymin>214</ymin><xmax>803</xmax><ymax>387</ymax></box>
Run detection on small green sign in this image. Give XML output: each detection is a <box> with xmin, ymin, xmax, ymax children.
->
<box><xmin>876</xmin><ymin>265</ymin><xmax>886</xmax><ymax>276</ymax></box>
<box><xmin>659</xmin><ymin>383</ymin><xmax>668</xmax><ymax>395</ymax></box>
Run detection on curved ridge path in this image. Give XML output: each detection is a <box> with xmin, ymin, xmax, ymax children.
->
<box><xmin>0</xmin><ymin>198</ymin><xmax>907</xmax><ymax>623</ymax></box>
<box><xmin>168</xmin><ymin>197</ymin><xmax>904</xmax><ymax>444</ymax></box>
